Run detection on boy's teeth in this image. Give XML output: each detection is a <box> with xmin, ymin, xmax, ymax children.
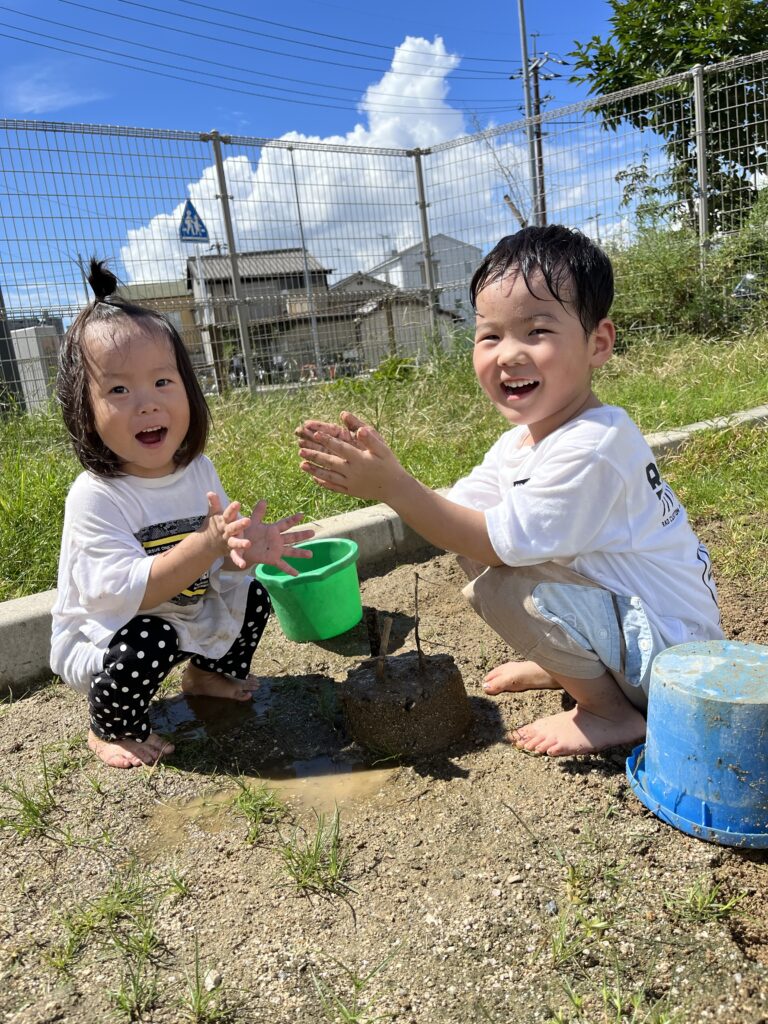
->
<box><xmin>507</xmin><ymin>380</ymin><xmax>535</xmax><ymax>389</ymax></box>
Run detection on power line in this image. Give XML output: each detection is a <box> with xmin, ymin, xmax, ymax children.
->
<box><xmin>0</xmin><ymin>27</ymin><xmax>519</xmax><ymax>117</ymax></box>
<box><xmin>0</xmin><ymin>4</ymin><xmax>519</xmax><ymax>106</ymax></box>
<box><xmin>60</xmin><ymin>0</ymin><xmax>517</xmax><ymax>81</ymax></box>
<box><xmin>162</xmin><ymin>0</ymin><xmax>518</xmax><ymax>66</ymax></box>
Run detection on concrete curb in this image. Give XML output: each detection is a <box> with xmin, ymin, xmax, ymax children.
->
<box><xmin>3</xmin><ymin>404</ymin><xmax>767</xmax><ymax>693</ymax></box>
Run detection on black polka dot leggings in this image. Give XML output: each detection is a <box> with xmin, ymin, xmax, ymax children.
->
<box><xmin>88</xmin><ymin>579</ymin><xmax>270</xmax><ymax>742</ymax></box>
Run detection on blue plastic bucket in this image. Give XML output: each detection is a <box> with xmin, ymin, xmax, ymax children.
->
<box><xmin>254</xmin><ymin>538</ymin><xmax>362</xmax><ymax>643</ymax></box>
<box><xmin>627</xmin><ymin>639</ymin><xmax>768</xmax><ymax>847</ymax></box>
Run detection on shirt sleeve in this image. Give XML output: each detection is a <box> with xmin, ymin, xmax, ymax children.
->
<box><xmin>485</xmin><ymin>444</ymin><xmax>628</xmax><ymax>566</ymax></box>
<box><xmin>447</xmin><ymin>433</ymin><xmax>510</xmax><ymax>510</ymax></box>
<box><xmin>69</xmin><ymin>488</ymin><xmax>152</xmax><ymax>622</ymax></box>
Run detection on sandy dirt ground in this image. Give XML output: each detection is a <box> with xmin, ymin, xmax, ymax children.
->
<box><xmin>1</xmin><ymin>522</ymin><xmax>767</xmax><ymax>1023</ymax></box>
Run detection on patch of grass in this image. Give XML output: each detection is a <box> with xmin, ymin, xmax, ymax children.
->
<box><xmin>231</xmin><ymin>778</ymin><xmax>287</xmax><ymax>844</ymax></box>
<box><xmin>47</xmin><ymin>862</ymin><xmax>176</xmax><ymax>975</ymax></box>
<box><xmin>109</xmin><ymin>958</ymin><xmax>159</xmax><ymax>1021</ymax></box>
<box><xmin>3</xmin><ymin>331</ymin><xmax>768</xmax><ymax>601</ymax></box>
<box><xmin>280</xmin><ymin>809</ymin><xmax>350</xmax><ymax>897</ymax></box>
<box><xmin>662</xmin><ymin>424</ymin><xmax>768</xmax><ymax>582</ymax></box>
<box><xmin>311</xmin><ymin>953</ymin><xmax>394</xmax><ymax>1024</ymax></box>
<box><xmin>0</xmin><ymin>756</ymin><xmax>57</xmax><ymax>838</ymax></box>
<box><xmin>664</xmin><ymin>876</ymin><xmax>746</xmax><ymax>923</ymax></box>
<box><xmin>546</xmin><ymin>967</ymin><xmax>681</xmax><ymax>1024</ymax></box>
<box><xmin>179</xmin><ymin>937</ymin><xmax>234</xmax><ymax>1024</ymax></box>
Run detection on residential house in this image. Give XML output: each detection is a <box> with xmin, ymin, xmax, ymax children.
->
<box><xmin>185</xmin><ymin>247</ymin><xmax>463</xmax><ymax>384</ymax></box>
<box><xmin>328</xmin><ymin>273</ymin><xmax>456</xmax><ymax>367</ymax></box>
<box><xmin>116</xmin><ymin>279</ymin><xmax>203</xmax><ymax>363</ymax></box>
<box><xmin>364</xmin><ymin>233</ymin><xmax>482</xmax><ymax>320</ymax></box>
<box><xmin>186</xmin><ymin>248</ymin><xmax>344</xmax><ymax>382</ymax></box>
<box><xmin>0</xmin><ymin>294</ymin><xmax>63</xmax><ymax>413</ymax></box>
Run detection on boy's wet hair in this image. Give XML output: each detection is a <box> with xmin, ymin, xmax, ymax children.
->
<box><xmin>470</xmin><ymin>225</ymin><xmax>614</xmax><ymax>336</ymax></box>
<box><xmin>57</xmin><ymin>259</ymin><xmax>211</xmax><ymax>477</ymax></box>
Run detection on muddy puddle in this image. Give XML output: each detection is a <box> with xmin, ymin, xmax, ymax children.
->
<box><xmin>146</xmin><ymin>756</ymin><xmax>396</xmax><ymax>856</ymax></box>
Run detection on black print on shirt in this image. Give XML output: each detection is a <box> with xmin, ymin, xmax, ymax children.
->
<box><xmin>513</xmin><ymin>478</ymin><xmax>530</xmax><ymax>487</ymax></box>
<box><xmin>696</xmin><ymin>543</ymin><xmax>720</xmax><ymax>613</ymax></box>
<box><xmin>645</xmin><ymin>462</ymin><xmax>679</xmax><ymax>524</ymax></box>
<box><xmin>134</xmin><ymin>514</ymin><xmax>208</xmax><ymax>606</ymax></box>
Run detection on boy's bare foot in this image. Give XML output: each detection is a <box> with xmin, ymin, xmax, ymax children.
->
<box><xmin>483</xmin><ymin>660</ymin><xmax>562</xmax><ymax>695</ymax></box>
<box><xmin>88</xmin><ymin>729</ymin><xmax>174</xmax><ymax>769</ymax></box>
<box><xmin>181</xmin><ymin>664</ymin><xmax>259</xmax><ymax>702</ymax></box>
<box><xmin>509</xmin><ymin>704</ymin><xmax>646</xmax><ymax>757</ymax></box>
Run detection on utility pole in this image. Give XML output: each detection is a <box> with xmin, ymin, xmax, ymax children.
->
<box><xmin>512</xmin><ymin>38</ymin><xmax>563</xmax><ymax>229</ymax></box>
<box><xmin>530</xmin><ymin>51</ymin><xmax>547</xmax><ymax>226</ymax></box>
<box><xmin>588</xmin><ymin>211</ymin><xmax>602</xmax><ymax>244</ymax></box>
<box><xmin>516</xmin><ymin>0</ymin><xmax>540</xmax><ymax>227</ymax></box>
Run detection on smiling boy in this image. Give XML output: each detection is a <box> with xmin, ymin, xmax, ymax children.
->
<box><xmin>297</xmin><ymin>225</ymin><xmax>723</xmax><ymax>757</ymax></box>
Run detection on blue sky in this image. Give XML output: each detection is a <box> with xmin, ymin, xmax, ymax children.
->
<box><xmin>0</xmin><ymin>0</ymin><xmax>614</xmax><ymax>139</ymax></box>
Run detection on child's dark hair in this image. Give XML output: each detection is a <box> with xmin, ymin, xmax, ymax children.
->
<box><xmin>57</xmin><ymin>259</ymin><xmax>211</xmax><ymax>477</ymax></box>
<box><xmin>470</xmin><ymin>225</ymin><xmax>614</xmax><ymax>335</ymax></box>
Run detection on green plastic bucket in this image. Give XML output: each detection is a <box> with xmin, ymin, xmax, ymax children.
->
<box><xmin>254</xmin><ymin>538</ymin><xmax>362</xmax><ymax>642</ymax></box>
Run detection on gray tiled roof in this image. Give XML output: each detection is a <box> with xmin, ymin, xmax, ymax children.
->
<box><xmin>188</xmin><ymin>248</ymin><xmax>329</xmax><ymax>282</ymax></box>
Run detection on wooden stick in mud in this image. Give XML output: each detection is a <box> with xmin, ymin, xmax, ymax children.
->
<box><xmin>414</xmin><ymin>572</ymin><xmax>426</xmax><ymax>672</ymax></box>
<box><xmin>376</xmin><ymin>616</ymin><xmax>393</xmax><ymax>682</ymax></box>
<box><xmin>365</xmin><ymin>607</ymin><xmax>381</xmax><ymax>658</ymax></box>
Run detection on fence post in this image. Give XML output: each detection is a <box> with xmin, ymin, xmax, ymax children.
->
<box><xmin>202</xmin><ymin>129</ymin><xmax>258</xmax><ymax>392</ymax></box>
<box><xmin>691</xmin><ymin>64</ymin><xmax>709</xmax><ymax>256</ymax></box>
<box><xmin>288</xmin><ymin>147</ymin><xmax>324</xmax><ymax>380</ymax></box>
<box><xmin>410</xmin><ymin>148</ymin><xmax>438</xmax><ymax>338</ymax></box>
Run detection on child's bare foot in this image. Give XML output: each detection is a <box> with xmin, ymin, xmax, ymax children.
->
<box><xmin>181</xmin><ymin>664</ymin><xmax>259</xmax><ymax>702</ymax></box>
<box><xmin>509</xmin><ymin>704</ymin><xmax>646</xmax><ymax>757</ymax></box>
<box><xmin>88</xmin><ymin>729</ymin><xmax>175</xmax><ymax>769</ymax></box>
<box><xmin>483</xmin><ymin>660</ymin><xmax>562</xmax><ymax>695</ymax></box>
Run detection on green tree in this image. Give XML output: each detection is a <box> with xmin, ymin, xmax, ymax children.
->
<box><xmin>570</xmin><ymin>0</ymin><xmax>768</xmax><ymax>233</ymax></box>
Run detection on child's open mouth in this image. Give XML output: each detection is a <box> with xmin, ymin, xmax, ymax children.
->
<box><xmin>135</xmin><ymin>427</ymin><xmax>167</xmax><ymax>447</ymax></box>
<box><xmin>502</xmin><ymin>379</ymin><xmax>539</xmax><ymax>399</ymax></box>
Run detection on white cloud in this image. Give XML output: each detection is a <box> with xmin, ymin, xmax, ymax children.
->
<box><xmin>2</xmin><ymin>64</ymin><xmax>106</xmax><ymax>115</ymax></box>
<box><xmin>120</xmin><ymin>37</ymin><xmax>475</xmax><ymax>284</ymax></box>
<box><xmin>118</xmin><ymin>37</ymin><xmax>645</xmax><ymax>288</ymax></box>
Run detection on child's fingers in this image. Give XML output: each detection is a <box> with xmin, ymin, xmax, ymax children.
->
<box><xmin>296</xmin><ymin>419</ymin><xmax>359</xmax><ymax>447</ymax></box>
<box><xmin>272</xmin><ymin>512</ymin><xmax>306</xmax><ymax>531</ymax></box>
<box><xmin>275</xmin><ymin>562</ymin><xmax>298</xmax><ymax>577</ymax></box>
<box><xmin>249</xmin><ymin>498</ymin><xmax>267</xmax><ymax>523</ymax></box>
<box><xmin>223</xmin><ymin>500</ymin><xmax>242</xmax><ymax>522</ymax></box>
<box><xmin>225</xmin><ymin>516</ymin><xmax>250</xmax><ymax>538</ymax></box>
<box><xmin>283</xmin><ymin>535</ymin><xmax>314</xmax><ymax>553</ymax></box>
<box><xmin>340</xmin><ymin>411</ymin><xmax>367</xmax><ymax>433</ymax></box>
<box><xmin>298</xmin><ymin>442</ymin><xmax>348</xmax><ymax>467</ymax></box>
<box><xmin>229</xmin><ymin>550</ymin><xmax>247</xmax><ymax>569</ymax></box>
<box><xmin>299</xmin><ymin>462</ymin><xmax>349</xmax><ymax>493</ymax></box>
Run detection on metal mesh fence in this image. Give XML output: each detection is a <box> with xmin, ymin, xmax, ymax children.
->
<box><xmin>1</xmin><ymin>49</ymin><xmax>767</xmax><ymax>410</ymax></box>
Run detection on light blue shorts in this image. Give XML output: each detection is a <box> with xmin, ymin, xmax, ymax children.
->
<box><xmin>459</xmin><ymin>559</ymin><xmax>666</xmax><ymax>711</ymax></box>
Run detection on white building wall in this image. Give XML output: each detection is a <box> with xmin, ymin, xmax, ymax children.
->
<box><xmin>10</xmin><ymin>325</ymin><xmax>60</xmax><ymax>412</ymax></box>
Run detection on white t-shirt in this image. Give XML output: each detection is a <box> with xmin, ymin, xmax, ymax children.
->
<box><xmin>447</xmin><ymin>405</ymin><xmax>722</xmax><ymax>649</ymax></box>
<box><xmin>50</xmin><ymin>455</ymin><xmax>253</xmax><ymax>692</ymax></box>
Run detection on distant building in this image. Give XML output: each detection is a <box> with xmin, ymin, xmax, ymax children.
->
<box><xmin>0</xmin><ymin>286</ymin><xmax>25</xmax><ymax>413</ymax></box>
<box><xmin>185</xmin><ymin>246</ymin><xmax>463</xmax><ymax>384</ymax></box>
<box><xmin>186</xmin><ymin>248</ymin><xmax>337</xmax><ymax>385</ymax></box>
<box><xmin>0</xmin><ymin>296</ymin><xmax>63</xmax><ymax>413</ymax></box>
<box><xmin>9</xmin><ymin>325</ymin><xmax>59</xmax><ymax>412</ymax></box>
<box><xmin>186</xmin><ymin>248</ymin><xmax>332</xmax><ymax>323</ymax></box>
<box><xmin>329</xmin><ymin>273</ymin><xmax>456</xmax><ymax>366</ymax></box>
<box><xmin>364</xmin><ymin>233</ymin><xmax>482</xmax><ymax>320</ymax></box>
<box><xmin>116</xmin><ymin>279</ymin><xmax>202</xmax><ymax>362</ymax></box>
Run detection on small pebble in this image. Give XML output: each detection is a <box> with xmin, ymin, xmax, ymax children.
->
<box><xmin>204</xmin><ymin>969</ymin><xmax>222</xmax><ymax>992</ymax></box>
